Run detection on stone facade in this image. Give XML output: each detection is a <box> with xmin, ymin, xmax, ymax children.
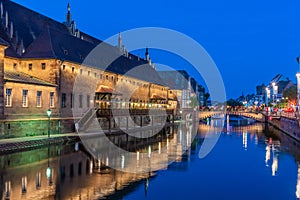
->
<box><xmin>0</xmin><ymin>53</ymin><xmax>173</xmax><ymax>137</ymax></box>
<box><xmin>0</xmin><ymin>1</ymin><xmax>182</xmax><ymax>138</ymax></box>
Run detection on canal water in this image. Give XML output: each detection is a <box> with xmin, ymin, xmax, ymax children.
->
<box><xmin>0</xmin><ymin>119</ymin><xmax>300</xmax><ymax>200</ymax></box>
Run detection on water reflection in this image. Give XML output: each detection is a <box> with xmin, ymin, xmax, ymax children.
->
<box><xmin>80</xmin><ymin>121</ymin><xmax>197</xmax><ymax>173</ymax></box>
<box><xmin>0</xmin><ymin>123</ymin><xmax>197</xmax><ymax>199</ymax></box>
<box><xmin>0</xmin><ymin>122</ymin><xmax>300</xmax><ymax>199</ymax></box>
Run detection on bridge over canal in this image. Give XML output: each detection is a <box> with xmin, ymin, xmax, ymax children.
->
<box><xmin>199</xmin><ymin>111</ymin><xmax>265</xmax><ymax>122</ymax></box>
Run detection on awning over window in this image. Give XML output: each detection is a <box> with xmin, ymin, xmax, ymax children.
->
<box><xmin>96</xmin><ymin>86</ymin><xmax>121</xmax><ymax>95</ymax></box>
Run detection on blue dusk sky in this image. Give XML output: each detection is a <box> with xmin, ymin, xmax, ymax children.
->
<box><xmin>13</xmin><ymin>0</ymin><xmax>300</xmax><ymax>99</ymax></box>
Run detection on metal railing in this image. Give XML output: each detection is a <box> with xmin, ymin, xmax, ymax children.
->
<box><xmin>76</xmin><ymin>108</ymin><xmax>97</xmax><ymax>131</ymax></box>
<box><xmin>96</xmin><ymin>108</ymin><xmax>174</xmax><ymax>117</ymax></box>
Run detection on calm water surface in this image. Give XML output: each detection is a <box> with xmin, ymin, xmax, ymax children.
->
<box><xmin>0</xmin><ymin>121</ymin><xmax>299</xmax><ymax>200</ymax></box>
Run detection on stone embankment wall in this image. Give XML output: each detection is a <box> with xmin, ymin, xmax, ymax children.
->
<box><xmin>268</xmin><ymin>116</ymin><xmax>300</xmax><ymax>141</ymax></box>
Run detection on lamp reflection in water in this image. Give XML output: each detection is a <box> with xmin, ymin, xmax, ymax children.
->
<box><xmin>296</xmin><ymin>163</ymin><xmax>300</xmax><ymax>199</ymax></box>
<box><xmin>271</xmin><ymin>145</ymin><xmax>278</xmax><ymax>176</ymax></box>
<box><xmin>242</xmin><ymin>132</ymin><xmax>248</xmax><ymax>150</ymax></box>
<box><xmin>265</xmin><ymin>145</ymin><xmax>271</xmax><ymax>167</ymax></box>
<box><xmin>46</xmin><ymin>144</ymin><xmax>53</xmax><ymax>186</ymax></box>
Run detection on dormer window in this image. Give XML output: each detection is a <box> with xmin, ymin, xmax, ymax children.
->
<box><xmin>64</xmin><ymin>50</ymin><xmax>68</xmax><ymax>55</ymax></box>
<box><xmin>41</xmin><ymin>63</ymin><xmax>46</xmax><ymax>70</ymax></box>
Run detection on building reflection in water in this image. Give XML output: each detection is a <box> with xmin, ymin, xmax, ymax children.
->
<box><xmin>1</xmin><ymin>122</ymin><xmax>300</xmax><ymax>199</ymax></box>
<box><xmin>0</xmin><ymin>122</ymin><xmax>198</xmax><ymax>199</ymax></box>
<box><xmin>263</xmin><ymin>124</ymin><xmax>300</xmax><ymax>196</ymax></box>
<box><xmin>296</xmin><ymin>163</ymin><xmax>300</xmax><ymax>199</ymax></box>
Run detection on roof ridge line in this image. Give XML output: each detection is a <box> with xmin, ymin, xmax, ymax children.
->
<box><xmin>46</xmin><ymin>26</ymin><xmax>57</xmax><ymax>58</ymax></box>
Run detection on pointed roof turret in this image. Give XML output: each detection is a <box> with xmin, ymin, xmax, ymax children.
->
<box><xmin>65</xmin><ymin>3</ymin><xmax>72</xmax><ymax>25</ymax></box>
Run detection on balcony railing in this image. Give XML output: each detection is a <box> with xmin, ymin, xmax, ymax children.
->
<box><xmin>96</xmin><ymin>108</ymin><xmax>174</xmax><ymax>117</ymax></box>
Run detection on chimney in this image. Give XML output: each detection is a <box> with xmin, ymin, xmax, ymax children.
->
<box><xmin>9</xmin><ymin>21</ymin><xmax>13</xmax><ymax>39</ymax></box>
<box><xmin>0</xmin><ymin>2</ymin><xmax>3</xmax><ymax>19</ymax></box>
<box><xmin>5</xmin><ymin>11</ymin><xmax>8</xmax><ymax>29</ymax></box>
<box><xmin>118</xmin><ymin>33</ymin><xmax>122</xmax><ymax>50</ymax></box>
<box><xmin>145</xmin><ymin>47</ymin><xmax>149</xmax><ymax>61</ymax></box>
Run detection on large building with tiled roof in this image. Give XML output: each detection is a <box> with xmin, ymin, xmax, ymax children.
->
<box><xmin>0</xmin><ymin>0</ymin><xmax>173</xmax><ymax>137</ymax></box>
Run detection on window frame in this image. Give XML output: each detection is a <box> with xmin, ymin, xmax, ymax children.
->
<box><xmin>36</xmin><ymin>91</ymin><xmax>42</xmax><ymax>107</ymax></box>
<box><xmin>50</xmin><ymin>92</ymin><xmax>55</xmax><ymax>108</ymax></box>
<box><xmin>5</xmin><ymin>88</ymin><xmax>12</xmax><ymax>107</ymax></box>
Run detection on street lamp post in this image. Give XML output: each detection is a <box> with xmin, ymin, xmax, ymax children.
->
<box><xmin>47</xmin><ymin>109</ymin><xmax>52</xmax><ymax>138</ymax></box>
<box><xmin>296</xmin><ymin>56</ymin><xmax>300</xmax><ymax>117</ymax></box>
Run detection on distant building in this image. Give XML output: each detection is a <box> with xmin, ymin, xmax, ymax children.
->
<box><xmin>256</xmin><ymin>74</ymin><xmax>295</xmax><ymax>105</ymax></box>
<box><xmin>158</xmin><ymin>70</ymin><xmax>206</xmax><ymax>110</ymax></box>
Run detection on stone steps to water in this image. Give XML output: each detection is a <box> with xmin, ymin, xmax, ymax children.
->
<box><xmin>0</xmin><ymin>136</ymin><xmax>80</xmax><ymax>155</ymax></box>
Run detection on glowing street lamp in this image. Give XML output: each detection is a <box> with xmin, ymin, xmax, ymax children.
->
<box><xmin>296</xmin><ymin>57</ymin><xmax>300</xmax><ymax>116</ymax></box>
<box><xmin>47</xmin><ymin>109</ymin><xmax>52</xmax><ymax>138</ymax></box>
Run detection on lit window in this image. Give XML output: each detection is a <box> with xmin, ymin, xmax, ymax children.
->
<box><xmin>22</xmin><ymin>89</ymin><xmax>28</xmax><ymax>107</ymax></box>
<box><xmin>28</xmin><ymin>63</ymin><xmax>32</xmax><ymax>70</ymax></box>
<box><xmin>61</xmin><ymin>93</ymin><xmax>66</xmax><ymax>108</ymax></box>
<box><xmin>79</xmin><ymin>94</ymin><xmax>83</xmax><ymax>108</ymax></box>
<box><xmin>41</xmin><ymin>63</ymin><xmax>46</xmax><ymax>70</ymax></box>
<box><xmin>5</xmin><ymin>88</ymin><xmax>12</xmax><ymax>107</ymax></box>
<box><xmin>36</xmin><ymin>91</ymin><xmax>42</xmax><ymax>107</ymax></box>
<box><xmin>50</xmin><ymin>92</ymin><xmax>54</xmax><ymax>108</ymax></box>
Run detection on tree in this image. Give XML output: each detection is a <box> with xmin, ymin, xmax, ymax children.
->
<box><xmin>283</xmin><ymin>85</ymin><xmax>297</xmax><ymax>100</ymax></box>
<box><xmin>190</xmin><ymin>96</ymin><xmax>199</xmax><ymax>108</ymax></box>
<box><xmin>226</xmin><ymin>98</ymin><xmax>243</xmax><ymax>107</ymax></box>
<box><xmin>204</xmin><ymin>93</ymin><xmax>210</xmax><ymax>106</ymax></box>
